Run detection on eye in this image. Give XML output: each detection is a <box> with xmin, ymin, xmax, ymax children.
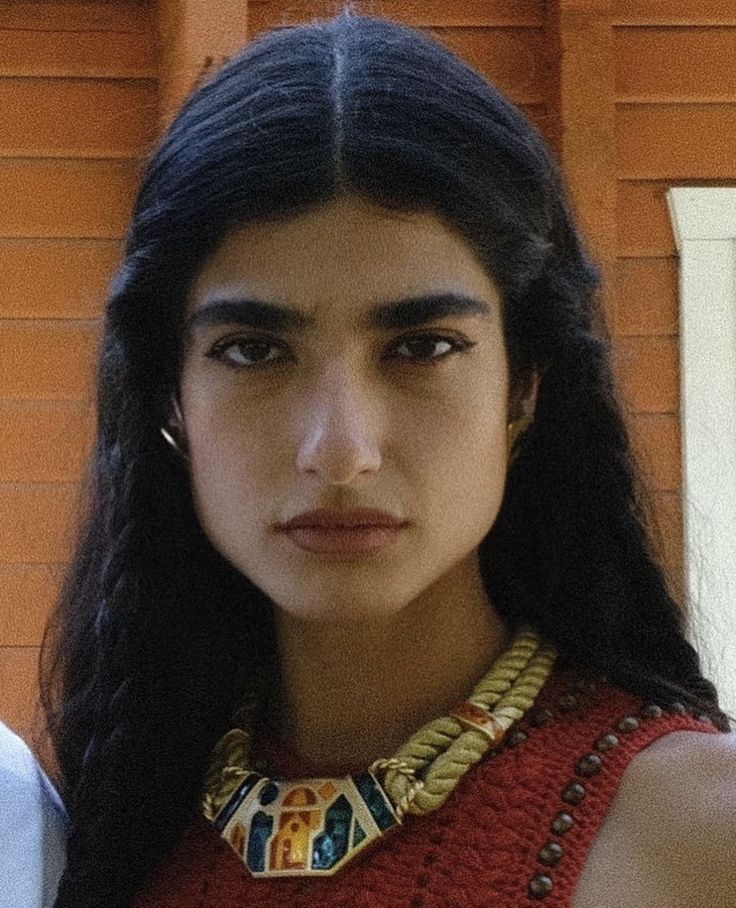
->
<box><xmin>206</xmin><ymin>332</ymin><xmax>475</xmax><ymax>369</ymax></box>
<box><xmin>390</xmin><ymin>333</ymin><xmax>474</xmax><ymax>364</ymax></box>
<box><xmin>208</xmin><ymin>337</ymin><xmax>284</xmax><ymax>368</ymax></box>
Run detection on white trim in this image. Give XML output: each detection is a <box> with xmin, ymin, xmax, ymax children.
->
<box><xmin>668</xmin><ymin>187</ymin><xmax>736</xmax><ymax>721</ymax></box>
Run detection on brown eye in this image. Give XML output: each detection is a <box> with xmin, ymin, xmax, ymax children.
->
<box><xmin>208</xmin><ymin>337</ymin><xmax>285</xmax><ymax>368</ymax></box>
<box><xmin>391</xmin><ymin>333</ymin><xmax>474</xmax><ymax>364</ymax></box>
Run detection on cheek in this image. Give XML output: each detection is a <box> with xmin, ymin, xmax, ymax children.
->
<box><xmin>182</xmin><ymin>399</ymin><xmax>270</xmax><ymax>548</ymax></box>
<box><xmin>410</xmin><ymin>382</ymin><xmax>509</xmax><ymax>525</ymax></box>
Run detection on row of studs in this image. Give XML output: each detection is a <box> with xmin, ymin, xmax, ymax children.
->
<box><xmin>527</xmin><ymin>697</ymin><xmax>714</xmax><ymax>900</ymax></box>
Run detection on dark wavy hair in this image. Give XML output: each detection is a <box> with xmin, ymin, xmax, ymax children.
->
<box><xmin>39</xmin><ymin>7</ymin><xmax>733</xmax><ymax>906</ymax></box>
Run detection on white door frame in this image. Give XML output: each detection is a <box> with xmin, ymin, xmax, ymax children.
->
<box><xmin>667</xmin><ymin>187</ymin><xmax>736</xmax><ymax>721</ymax></box>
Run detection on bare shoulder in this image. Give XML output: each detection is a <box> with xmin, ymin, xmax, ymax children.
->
<box><xmin>574</xmin><ymin>729</ymin><xmax>736</xmax><ymax>908</ymax></box>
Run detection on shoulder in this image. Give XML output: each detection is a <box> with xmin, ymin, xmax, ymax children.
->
<box><xmin>0</xmin><ymin>719</ymin><xmax>67</xmax><ymax>824</ymax></box>
<box><xmin>577</xmin><ymin>728</ymin><xmax>736</xmax><ymax>908</ymax></box>
<box><xmin>0</xmin><ymin>720</ymin><xmax>68</xmax><ymax>906</ymax></box>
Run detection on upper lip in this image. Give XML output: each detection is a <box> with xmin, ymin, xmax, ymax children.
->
<box><xmin>281</xmin><ymin>508</ymin><xmax>408</xmax><ymax>529</ymax></box>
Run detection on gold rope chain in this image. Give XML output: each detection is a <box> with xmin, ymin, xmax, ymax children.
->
<box><xmin>202</xmin><ymin>627</ymin><xmax>557</xmax><ymax>824</ymax></box>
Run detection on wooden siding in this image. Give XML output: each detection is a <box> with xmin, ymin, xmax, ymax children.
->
<box><xmin>613</xmin><ymin>7</ymin><xmax>736</xmax><ymax>598</ymax></box>
<box><xmin>0</xmin><ymin>0</ymin><xmax>155</xmax><ymax>738</ymax></box>
<box><xmin>247</xmin><ymin>0</ymin><xmax>545</xmax><ymax>30</ymax></box>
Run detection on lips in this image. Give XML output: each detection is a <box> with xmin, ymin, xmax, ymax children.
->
<box><xmin>280</xmin><ymin>507</ymin><xmax>407</xmax><ymax>530</ymax></box>
<box><xmin>284</xmin><ymin>524</ymin><xmax>405</xmax><ymax>555</ymax></box>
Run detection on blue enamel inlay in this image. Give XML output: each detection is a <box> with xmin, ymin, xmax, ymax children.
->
<box><xmin>353</xmin><ymin>772</ymin><xmax>397</xmax><ymax>832</ymax></box>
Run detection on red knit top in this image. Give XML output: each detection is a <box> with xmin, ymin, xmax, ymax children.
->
<box><xmin>132</xmin><ymin>666</ymin><xmax>720</xmax><ymax>907</ymax></box>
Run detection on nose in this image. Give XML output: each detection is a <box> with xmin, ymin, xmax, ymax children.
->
<box><xmin>295</xmin><ymin>363</ymin><xmax>383</xmax><ymax>484</ymax></box>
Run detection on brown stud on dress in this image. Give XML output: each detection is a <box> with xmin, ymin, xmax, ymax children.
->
<box><xmin>616</xmin><ymin>716</ymin><xmax>640</xmax><ymax>733</ymax></box>
<box><xmin>562</xmin><ymin>782</ymin><xmax>586</xmax><ymax>805</ymax></box>
<box><xmin>551</xmin><ymin>812</ymin><xmax>575</xmax><ymax>834</ymax></box>
<box><xmin>538</xmin><ymin>842</ymin><xmax>564</xmax><ymax>866</ymax></box>
<box><xmin>576</xmin><ymin>753</ymin><xmax>603</xmax><ymax>776</ymax></box>
<box><xmin>595</xmin><ymin>733</ymin><xmax>620</xmax><ymax>751</ymax></box>
<box><xmin>529</xmin><ymin>874</ymin><xmax>554</xmax><ymax>899</ymax></box>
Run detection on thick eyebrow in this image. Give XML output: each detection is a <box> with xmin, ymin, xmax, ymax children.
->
<box><xmin>185</xmin><ymin>292</ymin><xmax>495</xmax><ymax>336</ymax></box>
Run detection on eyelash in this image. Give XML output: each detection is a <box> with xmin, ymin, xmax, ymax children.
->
<box><xmin>206</xmin><ymin>332</ymin><xmax>476</xmax><ymax>370</ymax></box>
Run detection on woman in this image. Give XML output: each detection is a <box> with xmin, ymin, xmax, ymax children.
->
<box><xmin>38</xmin><ymin>8</ymin><xmax>735</xmax><ymax>907</ymax></box>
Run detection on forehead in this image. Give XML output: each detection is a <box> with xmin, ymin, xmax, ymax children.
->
<box><xmin>187</xmin><ymin>194</ymin><xmax>502</xmax><ymax>323</ymax></box>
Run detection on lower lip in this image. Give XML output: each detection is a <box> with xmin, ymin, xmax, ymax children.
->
<box><xmin>284</xmin><ymin>525</ymin><xmax>406</xmax><ymax>555</ymax></box>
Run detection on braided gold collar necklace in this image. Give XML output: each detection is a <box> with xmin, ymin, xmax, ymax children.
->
<box><xmin>202</xmin><ymin>625</ymin><xmax>557</xmax><ymax>879</ymax></box>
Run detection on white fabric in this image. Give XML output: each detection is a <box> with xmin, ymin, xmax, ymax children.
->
<box><xmin>0</xmin><ymin>720</ymin><xmax>68</xmax><ymax>908</ymax></box>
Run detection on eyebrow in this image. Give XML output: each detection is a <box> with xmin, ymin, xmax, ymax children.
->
<box><xmin>186</xmin><ymin>292</ymin><xmax>495</xmax><ymax>336</ymax></box>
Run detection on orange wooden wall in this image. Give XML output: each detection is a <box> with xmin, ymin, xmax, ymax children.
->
<box><xmin>3</xmin><ymin>0</ymin><xmax>736</xmax><ymax>739</ymax></box>
<box><xmin>612</xmin><ymin>0</ymin><xmax>736</xmax><ymax>588</ymax></box>
<box><xmin>0</xmin><ymin>0</ymin><xmax>157</xmax><ymax>738</ymax></box>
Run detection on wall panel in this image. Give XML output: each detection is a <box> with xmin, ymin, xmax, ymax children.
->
<box><xmin>617</xmin><ymin>105</ymin><xmax>736</xmax><ymax>180</ymax></box>
<box><xmin>0</xmin><ymin>402</ymin><xmax>94</xmax><ymax>483</ymax></box>
<box><xmin>613</xmin><ymin>5</ymin><xmax>736</xmax><ymax>616</ymax></box>
<box><xmin>615</xmin><ymin>335</ymin><xmax>679</xmax><ymax>414</ymax></box>
<box><xmin>0</xmin><ymin>160</ymin><xmax>138</xmax><ymax>238</ymax></box>
<box><xmin>0</xmin><ymin>239</ymin><xmax>123</xmax><ymax>319</ymax></box>
<box><xmin>629</xmin><ymin>414</ymin><xmax>681</xmax><ymax>493</ymax></box>
<box><xmin>0</xmin><ymin>566</ymin><xmax>64</xmax><ymax>647</ymax></box>
<box><xmin>613</xmin><ymin>258</ymin><xmax>678</xmax><ymax>335</ymax></box>
<box><xmin>0</xmin><ymin>485</ymin><xmax>78</xmax><ymax>564</ymax></box>
<box><xmin>0</xmin><ymin>28</ymin><xmax>156</xmax><ymax>77</ymax></box>
<box><xmin>0</xmin><ymin>79</ymin><xmax>157</xmax><ymax>158</ymax></box>
<box><xmin>616</xmin><ymin>27</ymin><xmax>736</xmax><ymax>101</ymax></box>
<box><xmin>0</xmin><ymin>1</ymin><xmax>153</xmax><ymax>31</ymax></box>
<box><xmin>0</xmin><ymin>322</ymin><xmax>99</xmax><ymax>400</ymax></box>
<box><xmin>247</xmin><ymin>0</ymin><xmax>544</xmax><ymax>30</ymax></box>
<box><xmin>614</xmin><ymin>1</ymin><xmax>736</xmax><ymax>26</ymax></box>
<box><xmin>0</xmin><ymin>0</ymin><xmax>154</xmax><ymax>738</ymax></box>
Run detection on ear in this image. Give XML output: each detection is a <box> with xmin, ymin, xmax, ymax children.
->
<box><xmin>509</xmin><ymin>371</ymin><xmax>539</xmax><ymax>423</ymax></box>
<box><xmin>164</xmin><ymin>396</ymin><xmax>190</xmax><ymax>460</ymax></box>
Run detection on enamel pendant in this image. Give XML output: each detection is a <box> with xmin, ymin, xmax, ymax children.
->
<box><xmin>212</xmin><ymin>770</ymin><xmax>401</xmax><ymax>877</ymax></box>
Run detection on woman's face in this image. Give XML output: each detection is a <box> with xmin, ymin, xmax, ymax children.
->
<box><xmin>178</xmin><ymin>193</ymin><xmax>527</xmax><ymax>623</ymax></box>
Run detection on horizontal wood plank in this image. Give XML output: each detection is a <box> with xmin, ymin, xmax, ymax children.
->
<box><xmin>617</xmin><ymin>180</ymin><xmax>677</xmax><ymax>258</ymax></box>
<box><xmin>0</xmin><ymin>27</ymin><xmax>156</xmax><ymax>77</ymax></box>
<box><xmin>0</xmin><ymin>78</ymin><xmax>158</xmax><ymax>159</ymax></box>
<box><xmin>0</xmin><ymin>1</ymin><xmax>153</xmax><ymax>32</ymax></box>
<box><xmin>0</xmin><ymin>646</ymin><xmax>42</xmax><ymax>742</ymax></box>
<box><xmin>629</xmin><ymin>413</ymin><xmax>681</xmax><ymax>493</ymax></box>
<box><xmin>427</xmin><ymin>28</ymin><xmax>546</xmax><ymax>104</ymax></box>
<box><xmin>616</xmin><ymin>27</ymin><xmax>736</xmax><ymax>102</ymax></box>
<box><xmin>614</xmin><ymin>257</ymin><xmax>679</xmax><ymax>336</ymax></box>
<box><xmin>0</xmin><ymin>484</ymin><xmax>79</xmax><ymax>563</ymax></box>
<box><xmin>651</xmin><ymin>491</ymin><xmax>684</xmax><ymax>588</ymax></box>
<box><xmin>0</xmin><ymin>565</ymin><xmax>64</xmax><ymax>646</ymax></box>
<box><xmin>0</xmin><ymin>321</ymin><xmax>100</xmax><ymax>400</ymax></box>
<box><xmin>0</xmin><ymin>401</ymin><xmax>95</xmax><ymax>482</ymax></box>
<box><xmin>613</xmin><ymin>335</ymin><xmax>679</xmax><ymax>414</ymax></box>
<box><xmin>0</xmin><ymin>160</ymin><xmax>138</xmax><ymax>238</ymax></box>
<box><xmin>247</xmin><ymin>0</ymin><xmax>544</xmax><ymax>31</ymax></box>
<box><xmin>617</xmin><ymin>105</ymin><xmax>736</xmax><ymax>180</ymax></box>
<box><xmin>613</xmin><ymin>1</ymin><xmax>736</xmax><ymax>26</ymax></box>
<box><xmin>0</xmin><ymin>238</ymin><xmax>122</xmax><ymax>319</ymax></box>
<box><xmin>618</xmin><ymin>178</ymin><xmax>736</xmax><ymax>258</ymax></box>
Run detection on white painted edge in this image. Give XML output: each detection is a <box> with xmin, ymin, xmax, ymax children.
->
<box><xmin>667</xmin><ymin>187</ymin><xmax>736</xmax><ymax>722</ymax></box>
<box><xmin>667</xmin><ymin>187</ymin><xmax>736</xmax><ymax>247</ymax></box>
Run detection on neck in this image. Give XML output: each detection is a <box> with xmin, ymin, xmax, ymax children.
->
<box><xmin>263</xmin><ymin>556</ymin><xmax>509</xmax><ymax>770</ymax></box>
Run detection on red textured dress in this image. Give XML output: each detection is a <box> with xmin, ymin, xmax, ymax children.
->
<box><xmin>132</xmin><ymin>666</ymin><xmax>719</xmax><ymax>907</ymax></box>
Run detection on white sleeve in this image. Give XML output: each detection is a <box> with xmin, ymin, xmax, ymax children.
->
<box><xmin>0</xmin><ymin>721</ymin><xmax>68</xmax><ymax>908</ymax></box>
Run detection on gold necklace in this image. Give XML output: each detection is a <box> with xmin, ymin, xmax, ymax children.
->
<box><xmin>202</xmin><ymin>625</ymin><xmax>557</xmax><ymax>879</ymax></box>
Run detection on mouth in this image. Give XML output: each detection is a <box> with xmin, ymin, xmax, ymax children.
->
<box><xmin>283</xmin><ymin>524</ymin><xmax>406</xmax><ymax>556</ymax></box>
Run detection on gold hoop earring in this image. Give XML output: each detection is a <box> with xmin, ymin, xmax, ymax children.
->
<box><xmin>507</xmin><ymin>415</ymin><xmax>532</xmax><ymax>468</ymax></box>
<box><xmin>160</xmin><ymin>397</ymin><xmax>189</xmax><ymax>462</ymax></box>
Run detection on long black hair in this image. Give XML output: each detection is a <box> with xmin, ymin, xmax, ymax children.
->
<box><xmin>39</xmin><ymin>7</ymin><xmax>733</xmax><ymax>906</ymax></box>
